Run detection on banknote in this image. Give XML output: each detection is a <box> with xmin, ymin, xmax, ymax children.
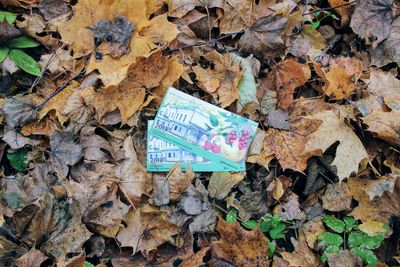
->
<box><xmin>147</xmin><ymin>121</ymin><xmax>233</xmax><ymax>172</ymax></box>
<box><xmin>149</xmin><ymin>87</ymin><xmax>259</xmax><ymax>171</ymax></box>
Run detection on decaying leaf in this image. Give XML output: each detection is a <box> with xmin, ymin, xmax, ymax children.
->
<box><xmin>320</xmin><ymin>182</ymin><xmax>352</xmax><ymax>212</ymax></box>
<box><xmin>208</xmin><ymin>172</ymin><xmax>245</xmax><ymax>200</ymax></box>
<box><xmin>15</xmin><ymin>247</ymin><xmax>48</xmax><ymax>267</ymax></box>
<box><xmin>363</xmin><ymin>110</ymin><xmax>400</xmax><ymax>146</ymax></box>
<box><xmin>265</xmin><ymin>58</ymin><xmax>310</xmax><ymax>109</ymax></box>
<box><xmin>2</xmin><ymin>97</ymin><xmax>37</xmax><ymax>128</ymax></box>
<box><xmin>371</xmin><ymin>16</ymin><xmax>400</xmax><ymax>66</ymax></box>
<box><xmin>276</xmin><ymin>193</ymin><xmax>306</xmax><ymax>221</ymax></box>
<box><xmin>49</xmin><ymin>131</ymin><xmax>83</xmax><ymax>178</ymax></box>
<box><xmin>304</xmin><ymin>110</ymin><xmax>369</xmax><ymax>183</ymax></box>
<box><xmin>116</xmin><ymin>205</ymin><xmax>179</xmax><ymax>254</ymax></box>
<box><xmin>211</xmin><ymin>218</ymin><xmax>271</xmax><ymax>266</ymax></box>
<box><xmin>167</xmin><ymin>163</ymin><xmax>195</xmax><ymax>201</ymax></box>
<box><xmin>280</xmin><ymin>232</ymin><xmax>323</xmax><ymax>267</ymax></box>
<box><xmin>326</xmin><ymin>250</ymin><xmax>363</xmax><ymax>267</ymax></box>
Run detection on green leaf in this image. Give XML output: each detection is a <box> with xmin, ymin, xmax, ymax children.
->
<box><xmin>311</xmin><ymin>20</ymin><xmax>320</xmax><ymax>29</ymax></box>
<box><xmin>321</xmin><ymin>245</ymin><xmax>341</xmax><ymax>263</ymax></box>
<box><xmin>267</xmin><ymin>239</ymin><xmax>276</xmax><ymax>258</ymax></box>
<box><xmin>241</xmin><ymin>219</ymin><xmax>258</xmax><ymax>230</ymax></box>
<box><xmin>364</xmin><ymin>233</ymin><xmax>385</xmax><ymax>250</ymax></box>
<box><xmin>9</xmin><ymin>49</ymin><xmax>41</xmax><ymax>76</ymax></box>
<box><xmin>84</xmin><ymin>261</ymin><xmax>95</xmax><ymax>267</ymax></box>
<box><xmin>343</xmin><ymin>216</ymin><xmax>357</xmax><ymax>232</ymax></box>
<box><xmin>314</xmin><ymin>10</ymin><xmax>321</xmax><ymax>16</ymax></box>
<box><xmin>7</xmin><ymin>147</ymin><xmax>29</xmax><ymax>172</ymax></box>
<box><xmin>209</xmin><ymin>114</ymin><xmax>219</xmax><ymax>127</ymax></box>
<box><xmin>324</xmin><ymin>215</ymin><xmax>345</xmax><ymax>233</ymax></box>
<box><xmin>0</xmin><ymin>46</ymin><xmax>9</xmax><ymax>63</ymax></box>
<box><xmin>260</xmin><ymin>220</ymin><xmax>270</xmax><ymax>233</ymax></box>
<box><xmin>0</xmin><ymin>11</ymin><xmax>17</xmax><ymax>25</ymax></box>
<box><xmin>318</xmin><ymin>232</ymin><xmax>343</xmax><ymax>247</ymax></box>
<box><xmin>226</xmin><ymin>209</ymin><xmax>238</xmax><ymax>223</ymax></box>
<box><xmin>351</xmin><ymin>247</ymin><xmax>377</xmax><ymax>267</ymax></box>
<box><xmin>348</xmin><ymin>232</ymin><xmax>363</xmax><ymax>248</ymax></box>
<box><xmin>8</xmin><ymin>36</ymin><xmax>40</xmax><ymax>49</ymax></box>
<box><xmin>270</xmin><ymin>222</ymin><xmax>286</xmax><ymax>239</ymax></box>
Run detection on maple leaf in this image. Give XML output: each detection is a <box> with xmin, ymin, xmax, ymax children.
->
<box><xmin>304</xmin><ymin>110</ymin><xmax>369</xmax><ymax>183</ymax></box>
<box><xmin>264</xmin><ymin>58</ymin><xmax>310</xmax><ymax>109</ymax></box>
<box><xmin>211</xmin><ymin>218</ymin><xmax>270</xmax><ymax>266</ymax></box>
<box><xmin>116</xmin><ymin>205</ymin><xmax>179</xmax><ymax>255</ymax></box>
<box><xmin>366</xmin><ymin>70</ymin><xmax>400</xmax><ymax>111</ymax></box>
<box><xmin>192</xmin><ymin>50</ymin><xmax>243</xmax><ymax>107</ymax></box>
<box><xmin>350</xmin><ymin>0</ymin><xmax>397</xmax><ymax>47</ymax></box>
<box><xmin>58</xmin><ymin>0</ymin><xmax>179</xmax><ymax>86</ymax></box>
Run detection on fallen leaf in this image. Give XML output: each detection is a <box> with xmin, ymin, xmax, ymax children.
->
<box><xmin>180</xmin><ymin>247</ymin><xmax>209</xmax><ymax>267</ymax></box>
<box><xmin>15</xmin><ymin>247</ymin><xmax>48</xmax><ymax>267</ymax></box>
<box><xmin>39</xmin><ymin>0</ymin><xmax>71</xmax><ymax>20</ymax></box>
<box><xmin>167</xmin><ymin>163</ymin><xmax>195</xmax><ymax>201</ymax></box>
<box><xmin>192</xmin><ymin>50</ymin><xmax>242</xmax><ymax>108</ymax></box>
<box><xmin>49</xmin><ymin>131</ymin><xmax>83</xmax><ymax>178</ymax></box>
<box><xmin>304</xmin><ymin>110</ymin><xmax>369</xmax><ymax>183</ymax></box>
<box><xmin>115</xmin><ymin>136</ymin><xmax>152</xmax><ymax>206</ymax></box>
<box><xmin>189</xmin><ymin>207</ymin><xmax>217</xmax><ymax>233</ymax></box>
<box><xmin>318</xmin><ymin>66</ymin><xmax>356</xmax><ymax>100</ymax></box>
<box><xmin>327</xmin><ymin>0</ymin><xmax>353</xmax><ymax>28</ymax></box>
<box><xmin>358</xmin><ymin>219</ymin><xmax>387</xmax><ymax>236</ymax></box>
<box><xmin>152</xmin><ymin>174</ymin><xmax>169</xmax><ymax>206</ymax></box>
<box><xmin>367</xmin><ymin>69</ymin><xmax>400</xmax><ymax>108</ymax></box>
<box><xmin>302</xmin><ymin>219</ymin><xmax>325</xmax><ymax>249</ymax></box>
<box><xmin>208</xmin><ymin>172</ymin><xmax>245</xmax><ymax>200</ymax></box>
<box><xmin>371</xmin><ymin>16</ymin><xmax>400</xmax><ymax>67</ymax></box>
<box><xmin>326</xmin><ymin>250</ymin><xmax>363</xmax><ymax>267</ymax></box>
<box><xmin>268</xmin><ymin>109</ymin><xmax>290</xmax><ymax>130</ymax></box>
<box><xmin>211</xmin><ymin>218</ymin><xmax>270</xmax><ymax>266</ymax></box>
<box><xmin>363</xmin><ymin>110</ymin><xmax>400</xmax><ymax>146</ymax></box>
<box><xmin>116</xmin><ymin>205</ymin><xmax>179</xmax><ymax>254</ymax></box>
<box><xmin>2</xmin><ymin>129</ymin><xmax>42</xmax><ymax>149</ymax></box>
<box><xmin>276</xmin><ymin>193</ymin><xmax>306</xmax><ymax>221</ymax></box>
<box><xmin>350</xmin><ymin>0</ymin><xmax>396</xmax><ymax>47</ymax></box>
<box><xmin>363</xmin><ymin>174</ymin><xmax>398</xmax><ymax>200</ymax></box>
<box><xmin>287</xmin><ymin>25</ymin><xmax>326</xmax><ymax>60</ymax></box>
<box><xmin>320</xmin><ymin>182</ymin><xmax>352</xmax><ymax>212</ymax></box>
<box><xmin>280</xmin><ymin>232</ymin><xmax>323</xmax><ymax>267</ymax></box>
<box><xmin>2</xmin><ymin>97</ymin><xmax>37</xmax><ymax>128</ymax></box>
<box><xmin>264</xmin><ymin>58</ymin><xmax>310</xmax><ymax>109</ymax></box>
<box><xmin>166</xmin><ymin>0</ymin><xmax>223</xmax><ymax>17</ymax></box>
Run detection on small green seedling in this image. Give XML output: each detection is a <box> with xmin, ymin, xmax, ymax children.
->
<box><xmin>310</xmin><ymin>10</ymin><xmax>339</xmax><ymax>29</ymax></box>
<box><xmin>226</xmin><ymin>209</ymin><xmax>291</xmax><ymax>257</ymax></box>
<box><xmin>6</xmin><ymin>147</ymin><xmax>29</xmax><ymax>172</ymax></box>
<box><xmin>0</xmin><ymin>11</ymin><xmax>41</xmax><ymax>76</ymax></box>
<box><xmin>318</xmin><ymin>215</ymin><xmax>387</xmax><ymax>266</ymax></box>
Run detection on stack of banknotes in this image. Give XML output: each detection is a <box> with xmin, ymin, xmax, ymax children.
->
<box><xmin>147</xmin><ymin>87</ymin><xmax>259</xmax><ymax>172</ymax></box>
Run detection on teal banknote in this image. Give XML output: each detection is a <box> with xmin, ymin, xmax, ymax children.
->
<box><xmin>147</xmin><ymin>121</ymin><xmax>233</xmax><ymax>172</ymax></box>
<box><xmin>148</xmin><ymin>87</ymin><xmax>259</xmax><ymax>171</ymax></box>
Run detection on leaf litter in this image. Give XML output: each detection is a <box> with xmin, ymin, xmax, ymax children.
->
<box><xmin>0</xmin><ymin>0</ymin><xmax>400</xmax><ymax>266</ymax></box>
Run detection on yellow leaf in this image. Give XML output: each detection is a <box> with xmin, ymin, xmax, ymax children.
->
<box><xmin>359</xmin><ymin>219</ymin><xmax>386</xmax><ymax>236</ymax></box>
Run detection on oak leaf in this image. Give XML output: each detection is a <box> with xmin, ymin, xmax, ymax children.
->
<box><xmin>304</xmin><ymin>110</ymin><xmax>369</xmax><ymax>183</ymax></box>
<box><xmin>211</xmin><ymin>218</ymin><xmax>270</xmax><ymax>266</ymax></box>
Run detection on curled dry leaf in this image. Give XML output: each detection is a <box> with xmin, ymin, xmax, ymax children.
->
<box><xmin>304</xmin><ymin>110</ymin><xmax>369</xmax><ymax>183</ymax></box>
<box><xmin>280</xmin><ymin>232</ymin><xmax>323</xmax><ymax>267</ymax></box>
<box><xmin>211</xmin><ymin>218</ymin><xmax>271</xmax><ymax>266</ymax></box>
<box><xmin>167</xmin><ymin>163</ymin><xmax>195</xmax><ymax>201</ymax></box>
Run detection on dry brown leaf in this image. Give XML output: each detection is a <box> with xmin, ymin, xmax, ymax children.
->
<box><xmin>320</xmin><ymin>182</ymin><xmax>352</xmax><ymax>212</ymax></box>
<box><xmin>287</xmin><ymin>25</ymin><xmax>326</xmax><ymax>60</ymax></box>
<box><xmin>302</xmin><ymin>219</ymin><xmax>325</xmax><ymax>249</ymax></box>
<box><xmin>318</xmin><ymin>66</ymin><xmax>355</xmax><ymax>100</ymax></box>
<box><xmin>327</xmin><ymin>0</ymin><xmax>353</xmax><ymax>28</ymax></box>
<box><xmin>168</xmin><ymin>163</ymin><xmax>195</xmax><ymax>201</ymax></box>
<box><xmin>350</xmin><ymin>0</ymin><xmax>396</xmax><ymax>47</ymax></box>
<box><xmin>358</xmin><ymin>219</ymin><xmax>387</xmax><ymax>236</ymax></box>
<box><xmin>280</xmin><ymin>232</ymin><xmax>323</xmax><ymax>267</ymax></box>
<box><xmin>211</xmin><ymin>218</ymin><xmax>270</xmax><ymax>266</ymax></box>
<box><xmin>0</xmin><ymin>0</ymin><xmax>38</xmax><ymax>8</ymax></box>
<box><xmin>348</xmin><ymin>176</ymin><xmax>400</xmax><ymax>223</ymax></box>
<box><xmin>265</xmin><ymin>59</ymin><xmax>310</xmax><ymax>109</ymax></box>
<box><xmin>326</xmin><ymin>250</ymin><xmax>363</xmax><ymax>267</ymax></box>
<box><xmin>115</xmin><ymin>136</ymin><xmax>152</xmax><ymax>206</ymax></box>
<box><xmin>192</xmin><ymin>51</ymin><xmax>242</xmax><ymax>107</ymax></box>
<box><xmin>276</xmin><ymin>193</ymin><xmax>306</xmax><ymax>221</ymax></box>
<box><xmin>208</xmin><ymin>172</ymin><xmax>245</xmax><ymax>200</ymax></box>
<box><xmin>116</xmin><ymin>205</ymin><xmax>179</xmax><ymax>254</ymax></box>
<box><xmin>363</xmin><ymin>110</ymin><xmax>400</xmax><ymax>146</ymax></box>
<box><xmin>180</xmin><ymin>247</ymin><xmax>209</xmax><ymax>267</ymax></box>
<box><xmin>15</xmin><ymin>247</ymin><xmax>48</xmax><ymax>267</ymax></box>
<box><xmin>304</xmin><ymin>110</ymin><xmax>369</xmax><ymax>183</ymax></box>
<box><xmin>368</xmin><ymin>69</ymin><xmax>400</xmax><ymax>107</ymax></box>
<box><xmin>58</xmin><ymin>0</ymin><xmax>179</xmax><ymax>85</ymax></box>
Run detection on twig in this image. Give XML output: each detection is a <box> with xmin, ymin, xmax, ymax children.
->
<box><xmin>163</xmin><ymin>30</ymin><xmax>245</xmax><ymax>55</ymax></box>
<box><xmin>302</xmin><ymin>0</ymin><xmax>358</xmax><ymax>15</ymax></box>
<box><xmin>35</xmin><ymin>69</ymin><xmax>85</xmax><ymax>111</ymax></box>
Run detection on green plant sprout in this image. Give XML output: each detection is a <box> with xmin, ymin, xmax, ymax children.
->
<box><xmin>318</xmin><ymin>215</ymin><xmax>388</xmax><ymax>266</ymax></box>
<box><xmin>226</xmin><ymin>209</ymin><xmax>294</xmax><ymax>257</ymax></box>
<box><xmin>310</xmin><ymin>10</ymin><xmax>339</xmax><ymax>29</ymax></box>
<box><xmin>0</xmin><ymin>11</ymin><xmax>41</xmax><ymax>76</ymax></box>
